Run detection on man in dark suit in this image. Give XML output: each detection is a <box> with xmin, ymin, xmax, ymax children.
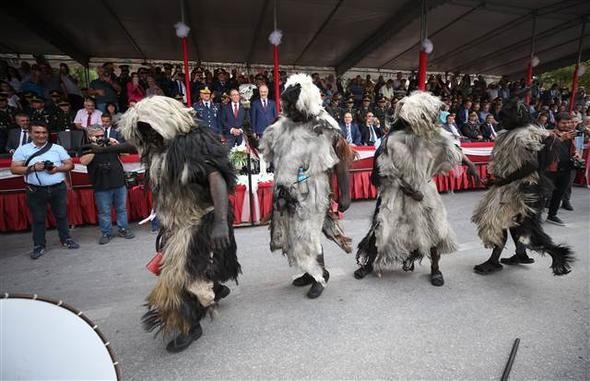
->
<box><xmin>101</xmin><ymin>113</ymin><xmax>125</xmax><ymax>143</ymax></box>
<box><xmin>456</xmin><ymin>99</ymin><xmax>472</xmax><ymax>125</ymax></box>
<box><xmin>360</xmin><ymin>112</ymin><xmax>383</xmax><ymax>146</ymax></box>
<box><xmin>222</xmin><ymin>89</ymin><xmax>249</xmax><ymax>147</ymax></box>
<box><xmin>211</xmin><ymin>71</ymin><xmax>231</xmax><ymax>103</ymax></box>
<box><xmin>249</xmin><ymin>85</ymin><xmax>277</xmax><ymax>137</ymax></box>
<box><xmin>340</xmin><ymin>112</ymin><xmax>362</xmax><ymax>145</ymax></box>
<box><xmin>6</xmin><ymin>113</ymin><xmax>32</xmax><ymax>155</ymax></box>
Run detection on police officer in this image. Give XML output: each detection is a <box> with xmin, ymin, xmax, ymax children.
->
<box><xmin>193</xmin><ymin>87</ymin><xmax>222</xmax><ymax>138</ymax></box>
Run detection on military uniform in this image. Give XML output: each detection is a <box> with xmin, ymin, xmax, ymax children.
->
<box><xmin>326</xmin><ymin>102</ymin><xmax>344</xmax><ymax>124</ymax></box>
<box><xmin>193</xmin><ymin>88</ymin><xmax>222</xmax><ymax>135</ymax></box>
<box><xmin>52</xmin><ymin>108</ymin><xmax>75</xmax><ymax>132</ymax></box>
<box><xmin>0</xmin><ymin>105</ymin><xmax>16</xmax><ymax>130</ymax></box>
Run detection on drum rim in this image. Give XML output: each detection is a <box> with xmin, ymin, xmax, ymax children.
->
<box><xmin>2</xmin><ymin>292</ymin><xmax>122</xmax><ymax>381</ymax></box>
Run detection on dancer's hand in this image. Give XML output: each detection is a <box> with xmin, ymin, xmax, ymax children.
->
<box><xmin>410</xmin><ymin>190</ymin><xmax>424</xmax><ymax>201</ymax></box>
<box><xmin>211</xmin><ymin>221</ymin><xmax>230</xmax><ymax>250</ymax></box>
<box><xmin>338</xmin><ymin>195</ymin><xmax>351</xmax><ymax>212</ymax></box>
<box><xmin>467</xmin><ymin>165</ymin><xmax>481</xmax><ymax>185</ymax></box>
<box><xmin>401</xmin><ymin>186</ymin><xmax>423</xmax><ymax>201</ymax></box>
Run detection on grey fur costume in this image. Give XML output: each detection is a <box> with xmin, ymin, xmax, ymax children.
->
<box><xmin>260</xmin><ymin>74</ymin><xmax>350</xmax><ymax>285</ymax></box>
<box><xmin>119</xmin><ymin>96</ymin><xmax>241</xmax><ymax>335</ymax></box>
<box><xmin>357</xmin><ymin>92</ymin><xmax>463</xmax><ymax>272</ymax></box>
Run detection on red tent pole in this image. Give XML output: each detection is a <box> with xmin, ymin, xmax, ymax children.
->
<box><xmin>569</xmin><ymin>19</ymin><xmax>586</xmax><ymax>112</ymax></box>
<box><xmin>182</xmin><ymin>37</ymin><xmax>192</xmax><ymax>106</ymax></box>
<box><xmin>273</xmin><ymin>45</ymin><xmax>281</xmax><ymax>111</ymax></box>
<box><xmin>525</xmin><ymin>60</ymin><xmax>533</xmax><ymax>104</ymax></box>
<box><xmin>569</xmin><ymin>63</ymin><xmax>579</xmax><ymax>112</ymax></box>
<box><xmin>418</xmin><ymin>50</ymin><xmax>428</xmax><ymax>91</ymax></box>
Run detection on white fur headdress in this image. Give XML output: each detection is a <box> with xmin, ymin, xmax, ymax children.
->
<box><xmin>394</xmin><ymin>91</ymin><xmax>442</xmax><ymax>137</ymax></box>
<box><xmin>284</xmin><ymin>73</ymin><xmax>323</xmax><ymax>118</ymax></box>
<box><xmin>119</xmin><ymin>96</ymin><xmax>196</xmax><ymax>143</ymax></box>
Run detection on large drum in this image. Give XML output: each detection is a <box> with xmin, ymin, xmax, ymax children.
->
<box><xmin>1</xmin><ymin>293</ymin><xmax>121</xmax><ymax>380</ymax></box>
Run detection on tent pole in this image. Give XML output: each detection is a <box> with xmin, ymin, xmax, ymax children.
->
<box><xmin>526</xmin><ymin>13</ymin><xmax>536</xmax><ymax>105</ymax></box>
<box><xmin>273</xmin><ymin>46</ymin><xmax>281</xmax><ymax>111</ymax></box>
<box><xmin>272</xmin><ymin>0</ymin><xmax>281</xmax><ymax>111</ymax></box>
<box><xmin>569</xmin><ymin>18</ymin><xmax>586</xmax><ymax>112</ymax></box>
<box><xmin>182</xmin><ymin>37</ymin><xmax>192</xmax><ymax>106</ymax></box>
<box><xmin>417</xmin><ymin>0</ymin><xmax>427</xmax><ymax>91</ymax></box>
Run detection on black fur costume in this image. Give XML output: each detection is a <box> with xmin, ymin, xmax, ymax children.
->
<box><xmin>471</xmin><ymin>98</ymin><xmax>574</xmax><ymax>275</ymax></box>
<box><xmin>119</xmin><ymin>96</ymin><xmax>241</xmax><ymax>336</ymax></box>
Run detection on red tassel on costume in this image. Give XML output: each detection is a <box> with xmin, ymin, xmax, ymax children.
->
<box><xmin>146</xmin><ymin>252</ymin><xmax>164</xmax><ymax>276</ymax></box>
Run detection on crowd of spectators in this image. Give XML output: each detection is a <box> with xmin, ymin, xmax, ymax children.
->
<box><xmin>2</xmin><ymin>58</ymin><xmax>590</xmax><ymax>153</ymax></box>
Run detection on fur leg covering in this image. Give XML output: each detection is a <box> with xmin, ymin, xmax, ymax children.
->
<box><xmin>142</xmin><ymin>211</ymin><xmax>241</xmax><ymax>335</ymax></box>
<box><xmin>513</xmin><ymin>217</ymin><xmax>574</xmax><ymax>276</ymax></box>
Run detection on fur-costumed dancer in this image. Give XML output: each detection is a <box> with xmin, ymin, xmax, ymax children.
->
<box><xmin>354</xmin><ymin>91</ymin><xmax>478</xmax><ymax>286</ymax></box>
<box><xmin>260</xmin><ymin>73</ymin><xmax>353</xmax><ymax>299</ymax></box>
<box><xmin>472</xmin><ymin>97</ymin><xmax>573</xmax><ymax>275</ymax></box>
<box><xmin>119</xmin><ymin>96</ymin><xmax>241</xmax><ymax>353</ymax></box>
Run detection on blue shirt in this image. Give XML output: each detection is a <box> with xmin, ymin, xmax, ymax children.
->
<box><xmin>13</xmin><ymin>142</ymin><xmax>70</xmax><ymax>186</ymax></box>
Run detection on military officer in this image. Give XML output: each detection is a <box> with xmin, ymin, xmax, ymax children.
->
<box><xmin>193</xmin><ymin>87</ymin><xmax>222</xmax><ymax>137</ymax></box>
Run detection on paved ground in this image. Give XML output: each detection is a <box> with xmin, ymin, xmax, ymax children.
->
<box><xmin>1</xmin><ymin>188</ymin><xmax>589</xmax><ymax>380</ymax></box>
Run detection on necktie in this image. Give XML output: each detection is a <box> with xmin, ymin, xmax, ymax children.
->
<box><xmin>346</xmin><ymin>124</ymin><xmax>352</xmax><ymax>143</ymax></box>
<box><xmin>206</xmin><ymin>102</ymin><xmax>210</xmax><ymax>109</ymax></box>
<box><xmin>86</xmin><ymin>112</ymin><xmax>92</xmax><ymax>127</ymax></box>
<box><xmin>233</xmin><ymin>103</ymin><xmax>239</xmax><ymax>118</ymax></box>
<box><xmin>369</xmin><ymin>125</ymin><xmax>376</xmax><ymax>143</ymax></box>
<box><xmin>263</xmin><ymin>99</ymin><xmax>266</xmax><ymax>108</ymax></box>
<box><xmin>21</xmin><ymin>130</ymin><xmax>27</xmax><ymax>146</ymax></box>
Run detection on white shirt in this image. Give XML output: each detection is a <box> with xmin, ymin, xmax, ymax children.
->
<box><xmin>261</xmin><ymin>98</ymin><xmax>268</xmax><ymax>108</ymax></box>
<box><xmin>74</xmin><ymin>109</ymin><xmax>103</xmax><ymax>128</ymax></box>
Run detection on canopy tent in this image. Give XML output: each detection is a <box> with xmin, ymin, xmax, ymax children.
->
<box><xmin>0</xmin><ymin>0</ymin><xmax>588</xmax><ymax>77</ymax></box>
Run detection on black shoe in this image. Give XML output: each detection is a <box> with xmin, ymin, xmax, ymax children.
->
<box><xmin>546</xmin><ymin>215</ymin><xmax>565</xmax><ymax>226</ymax></box>
<box><xmin>561</xmin><ymin>200</ymin><xmax>574</xmax><ymax>211</ymax></box>
<box><xmin>214</xmin><ymin>284</ymin><xmax>231</xmax><ymax>302</ymax></box>
<box><xmin>500</xmin><ymin>254</ymin><xmax>535</xmax><ymax>265</ymax></box>
<box><xmin>306</xmin><ymin>281</ymin><xmax>325</xmax><ymax>299</ymax></box>
<box><xmin>430</xmin><ymin>271</ymin><xmax>444</xmax><ymax>286</ymax></box>
<box><xmin>118</xmin><ymin>229</ymin><xmax>135</xmax><ymax>239</ymax></box>
<box><xmin>354</xmin><ymin>264</ymin><xmax>373</xmax><ymax>279</ymax></box>
<box><xmin>292</xmin><ymin>273</ymin><xmax>314</xmax><ymax>287</ymax></box>
<box><xmin>61</xmin><ymin>238</ymin><xmax>80</xmax><ymax>249</ymax></box>
<box><xmin>166</xmin><ymin>324</ymin><xmax>203</xmax><ymax>353</ymax></box>
<box><xmin>31</xmin><ymin>246</ymin><xmax>46</xmax><ymax>260</ymax></box>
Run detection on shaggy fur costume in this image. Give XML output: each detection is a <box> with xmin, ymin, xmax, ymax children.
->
<box><xmin>472</xmin><ymin>99</ymin><xmax>573</xmax><ymax>275</ymax></box>
<box><xmin>260</xmin><ymin>73</ymin><xmax>352</xmax><ymax>285</ymax></box>
<box><xmin>356</xmin><ymin>92</ymin><xmax>463</xmax><ymax>276</ymax></box>
<box><xmin>119</xmin><ymin>96</ymin><xmax>241</xmax><ymax>335</ymax></box>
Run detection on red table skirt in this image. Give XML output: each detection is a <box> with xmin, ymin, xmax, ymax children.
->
<box><xmin>0</xmin><ymin>184</ymin><xmax>275</xmax><ymax>232</ymax></box>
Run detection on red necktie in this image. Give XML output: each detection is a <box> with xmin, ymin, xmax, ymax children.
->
<box><xmin>86</xmin><ymin>112</ymin><xmax>92</xmax><ymax>127</ymax></box>
<box><xmin>233</xmin><ymin>103</ymin><xmax>239</xmax><ymax>118</ymax></box>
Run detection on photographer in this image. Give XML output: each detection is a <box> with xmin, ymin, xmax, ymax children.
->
<box><xmin>80</xmin><ymin>125</ymin><xmax>135</xmax><ymax>244</ymax></box>
<box><xmin>543</xmin><ymin>112</ymin><xmax>579</xmax><ymax>225</ymax></box>
<box><xmin>10</xmin><ymin>121</ymin><xmax>79</xmax><ymax>259</ymax></box>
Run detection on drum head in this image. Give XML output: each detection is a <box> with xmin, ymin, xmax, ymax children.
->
<box><xmin>1</xmin><ymin>295</ymin><xmax>119</xmax><ymax>380</ymax></box>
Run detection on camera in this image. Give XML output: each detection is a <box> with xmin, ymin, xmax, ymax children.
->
<box><xmin>43</xmin><ymin>160</ymin><xmax>55</xmax><ymax>170</ymax></box>
<box><xmin>95</xmin><ymin>137</ymin><xmax>111</xmax><ymax>147</ymax></box>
